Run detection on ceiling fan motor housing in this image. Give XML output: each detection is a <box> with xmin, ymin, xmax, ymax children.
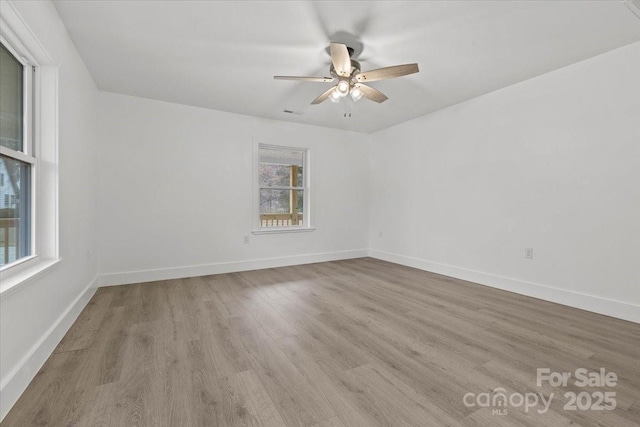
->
<box><xmin>330</xmin><ymin>59</ymin><xmax>361</xmax><ymax>80</ymax></box>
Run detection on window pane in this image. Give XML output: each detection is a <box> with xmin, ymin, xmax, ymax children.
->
<box><xmin>259</xmin><ymin>148</ymin><xmax>303</xmax><ymax>187</ymax></box>
<box><xmin>0</xmin><ymin>44</ymin><xmax>23</xmax><ymax>152</ymax></box>
<box><xmin>260</xmin><ymin>189</ymin><xmax>303</xmax><ymax>227</ymax></box>
<box><xmin>259</xmin><ymin>163</ymin><xmax>291</xmax><ymax>187</ymax></box>
<box><xmin>260</xmin><ymin>189</ymin><xmax>290</xmax><ymax>214</ymax></box>
<box><xmin>0</xmin><ymin>155</ymin><xmax>30</xmax><ymax>266</ymax></box>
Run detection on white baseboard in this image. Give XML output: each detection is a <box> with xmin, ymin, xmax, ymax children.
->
<box><xmin>0</xmin><ymin>276</ymin><xmax>98</xmax><ymax>421</ymax></box>
<box><xmin>98</xmin><ymin>249</ymin><xmax>369</xmax><ymax>287</ymax></box>
<box><xmin>369</xmin><ymin>249</ymin><xmax>639</xmax><ymax>324</ymax></box>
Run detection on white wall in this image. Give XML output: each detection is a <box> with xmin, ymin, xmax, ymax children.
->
<box><xmin>96</xmin><ymin>92</ymin><xmax>369</xmax><ymax>284</ymax></box>
<box><xmin>0</xmin><ymin>0</ymin><xmax>99</xmax><ymax>418</ymax></box>
<box><xmin>369</xmin><ymin>42</ymin><xmax>640</xmax><ymax>322</ymax></box>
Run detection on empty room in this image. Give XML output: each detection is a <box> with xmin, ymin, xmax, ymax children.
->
<box><xmin>0</xmin><ymin>0</ymin><xmax>638</xmax><ymax>426</ymax></box>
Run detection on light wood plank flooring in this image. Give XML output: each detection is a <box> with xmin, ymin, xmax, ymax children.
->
<box><xmin>3</xmin><ymin>258</ymin><xmax>639</xmax><ymax>426</ymax></box>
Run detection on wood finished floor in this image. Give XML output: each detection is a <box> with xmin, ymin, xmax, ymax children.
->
<box><xmin>3</xmin><ymin>258</ymin><xmax>639</xmax><ymax>426</ymax></box>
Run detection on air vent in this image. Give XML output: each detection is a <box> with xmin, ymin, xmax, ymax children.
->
<box><xmin>283</xmin><ymin>109</ymin><xmax>304</xmax><ymax>115</ymax></box>
<box><xmin>625</xmin><ymin>0</ymin><xmax>640</xmax><ymax>19</ymax></box>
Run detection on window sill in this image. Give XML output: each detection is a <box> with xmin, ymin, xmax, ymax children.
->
<box><xmin>252</xmin><ymin>227</ymin><xmax>316</xmax><ymax>235</ymax></box>
<box><xmin>0</xmin><ymin>258</ymin><xmax>61</xmax><ymax>299</ymax></box>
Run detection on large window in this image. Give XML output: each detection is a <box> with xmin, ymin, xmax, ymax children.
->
<box><xmin>0</xmin><ymin>41</ymin><xmax>33</xmax><ymax>268</ymax></box>
<box><xmin>0</xmin><ymin>4</ymin><xmax>59</xmax><ymax>291</ymax></box>
<box><xmin>257</xmin><ymin>145</ymin><xmax>310</xmax><ymax>230</ymax></box>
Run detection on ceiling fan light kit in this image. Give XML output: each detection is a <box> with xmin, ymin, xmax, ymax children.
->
<box><xmin>274</xmin><ymin>42</ymin><xmax>419</xmax><ymax>109</ymax></box>
<box><xmin>350</xmin><ymin>86</ymin><xmax>364</xmax><ymax>102</ymax></box>
<box><xmin>336</xmin><ymin>80</ymin><xmax>350</xmax><ymax>96</ymax></box>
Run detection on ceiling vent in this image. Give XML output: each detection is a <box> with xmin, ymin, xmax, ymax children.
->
<box><xmin>624</xmin><ymin>0</ymin><xmax>640</xmax><ymax>19</ymax></box>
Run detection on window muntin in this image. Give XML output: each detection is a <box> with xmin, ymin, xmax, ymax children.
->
<box><xmin>0</xmin><ymin>39</ymin><xmax>34</xmax><ymax>268</ymax></box>
<box><xmin>258</xmin><ymin>146</ymin><xmax>308</xmax><ymax>228</ymax></box>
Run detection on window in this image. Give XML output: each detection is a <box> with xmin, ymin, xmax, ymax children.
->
<box><xmin>255</xmin><ymin>144</ymin><xmax>311</xmax><ymax>231</ymax></box>
<box><xmin>0</xmin><ymin>4</ymin><xmax>59</xmax><ymax>291</ymax></box>
<box><xmin>0</xmin><ymin>41</ymin><xmax>33</xmax><ymax>267</ymax></box>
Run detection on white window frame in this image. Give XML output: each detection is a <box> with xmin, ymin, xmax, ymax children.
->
<box><xmin>0</xmin><ymin>34</ymin><xmax>36</xmax><ymax>266</ymax></box>
<box><xmin>0</xmin><ymin>3</ymin><xmax>60</xmax><ymax>295</ymax></box>
<box><xmin>252</xmin><ymin>142</ymin><xmax>314</xmax><ymax>234</ymax></box>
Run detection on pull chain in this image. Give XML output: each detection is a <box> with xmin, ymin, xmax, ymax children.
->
<box><xmin>343</xmin><ymin>97</ymin><xmax>352</xmax><ymax>118</ymax></box>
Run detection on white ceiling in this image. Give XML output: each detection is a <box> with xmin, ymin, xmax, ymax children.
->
<box><xmin>53</xmin><ymin>1</ymin><xmax>640</xmax><ymax>133</ymax></box>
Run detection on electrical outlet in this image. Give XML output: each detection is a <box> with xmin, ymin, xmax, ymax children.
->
<box><xmin>525</xmin><ymin>248</ymin><xmax>534</xmax><ymax>259</ymax></box>
<box><xmin>243</xmin><ymin>235</ymin><xmax>250</xmax><ymax>244</ymax></box>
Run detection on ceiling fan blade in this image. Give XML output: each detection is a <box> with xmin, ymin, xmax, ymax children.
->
<box><xmin>274</xmin><ymin>76</ymin><xmax>334</xmax><ymax>82</ymax></box>
<box><xmin>355</xmin><ymin>63</ymin><xmax>419</xmax><ymax>83</ymax></box>
<box><xmin>358</xmin><ymin>84</ymin><xmax>388</xmax><ymax>103</ymax></box>
<box><xmin>330</xmin><ymin>42</ymin><xmax>351</xmax><ymax>77</ymax></box>
<box><xmin>311</xmin><ymin>87</ymin><xmax>336</xmax><ymax>105</ymax></box>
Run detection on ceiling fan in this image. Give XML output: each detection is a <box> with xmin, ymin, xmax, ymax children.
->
<box><xmin>274</xmin><ymin>42</ymin><xmax>419</xmax><ymax>105</ymax></box>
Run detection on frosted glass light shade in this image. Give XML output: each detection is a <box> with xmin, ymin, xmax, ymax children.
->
<box><xmin>336</xmin><ymin>80</ymin><xmax>349</xmax><ymax>97</ymax></box>
<box><xmin>350</xmin><ymin>86</ymin><xmax>363</xmax><ymax>101</ymax></box>
<box><xmin>329</xmin><ymin>89</ymin><xmax>341</xmax><ymax>103</ymax></box>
